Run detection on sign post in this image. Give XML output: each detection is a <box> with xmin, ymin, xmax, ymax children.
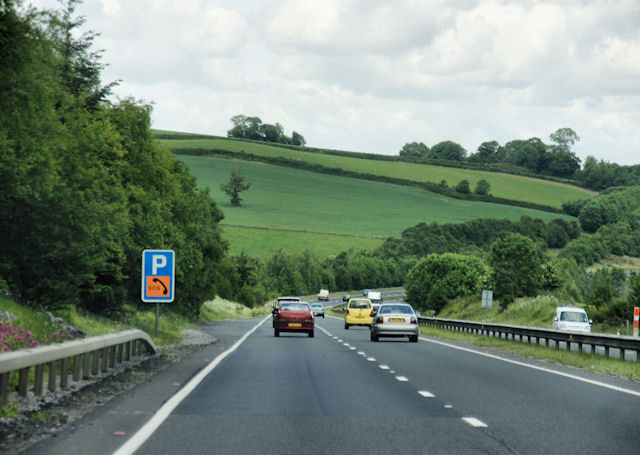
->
<box><xmin>482</xmin><ymin>290</ymin><xmax>493</xmax><ymax>321</ymax></box>
<box><xmin>142</xmin><ymin>250</ymin><xmax>175</xmax><ymax>337</ymax></box>
<box><xmin>634</xmin><ymin>307</ymin><xmax>639</xmax><ymax>338</ymax></box>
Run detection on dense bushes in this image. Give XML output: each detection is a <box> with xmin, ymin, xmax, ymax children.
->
<box><xmin>577</xmin><ymin>186</ymin><xmax>640</xmax><ymax>233</ymax></box>
<box><xmin>405</xmin><ymin>254</ymin><xmax>487</xmax><ymax>313</ymax></box>
<box><xmin>0</xmin><ymin>4</ymin><xmax>227</xmax><ymax>317</ymax></box>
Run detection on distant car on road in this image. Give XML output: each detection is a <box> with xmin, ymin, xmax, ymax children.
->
<box><xmin>367</xmin><ymin>291</ymin><xmax>383</xmax><ymax>314</ymax></box>
<box><xmin>345</xmin><ymin>298</ymin><xmax>373</xmax><ymax>329</ymax></box>
<box><xmin>363</xmin><ymin>289</ymin><xmax>371</xmax><ymax>297</ymax></box>
<box><xmin>370</xmin><ymin>303</ymin><xmax>419</xmax><ymax>342</ymax></box>
<box><xmin>310</xmin><ymin>302</ymin><xmax>325</xmax><ymax>318</ymax></box>
<box><xmin>317</xmin><ymin>289</ymin><xmax>329</xmax><ymax>301</ymax></box>
<box><xmin>552</xmin><ymin>306</ymin><xmax>592</xmax><ymax>333</ymax></box>
<box><xmin>273</xmin><ymin>301</ymin><xmax>314</xmax><ymax>337</ymax></box>
<box><xmin>342</xmin><ymin>294</ymin><xmax>350</xmax><ymax>302</ymax></box>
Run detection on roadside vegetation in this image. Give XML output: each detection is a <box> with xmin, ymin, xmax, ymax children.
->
<box><xmin>418</xmin><ymin>326</ymin><xmax>640</xmax><ymax>382</ymax></box>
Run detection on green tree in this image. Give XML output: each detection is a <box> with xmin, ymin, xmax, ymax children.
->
<box><xmin>455</xmin><ymin>179</ymin><xmax>471</xmax><ymax>194</ymax></box>
<box><xmin>46</xmin><ymin>0</ymin><xmax>118</xmax><ymax>110</ymax></box>
<box><xmin>220</xmin><ymin>170</ymin><xmax>251</xmax><ymax>207</ymax></box>
<box><xmin>405</xmin><ymin>253</ymin><xmax>486</xmax><ymax>313</ymax></box>
<box><xmin>488</xmin><ymin>234</ymin><xmax>544</xmax><ymax>307</ymax></box>
<box><xmin>468</xmin><ymin>141</ymin><xmax>500</xmax><ymax>164</ymax></box>
<box><xmin>291</xmin><ymin>131</ymin><xmax>306</xmax><ymax>146</ymax></box>
<box><xmin>549</xmin><ymin>127</ymin><xmax>579</xmax><ymax>153</ymax></box>
<box><xmin>399</xmin><ymin>142</ymin><xmax>429</xmax><ymax>159</ymax></box>
<box><xmin>429</xmin><ymin>140</ymin><xmax>466</xmax><ymax>161</ymax></box>
<box><xmin>473</xmin><ymin>179</ymin><xmax>491</xmax><ymax>195</ymax></box>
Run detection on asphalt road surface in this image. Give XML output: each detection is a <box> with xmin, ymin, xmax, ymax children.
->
<box><xmin>125</xmin><ymin>314</ymin><xmax>640</xmax><ymax>455</ymax></box>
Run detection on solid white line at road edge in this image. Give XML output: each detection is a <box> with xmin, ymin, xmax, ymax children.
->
<box><xmin>114</xmin><ymin>316</ymin><xmax>270</xmax><ymax>455</ymax></box>
<box><xmin>419</xmin><ymin>336</ymin><xmax>640</xmax><ymax>398</ymax></box>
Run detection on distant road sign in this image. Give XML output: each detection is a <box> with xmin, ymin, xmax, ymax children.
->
<box><xmin>141</xmin><ymin>250</ymin><xmax>175</xmax><ymax>303</ymax></box>
<box><xmin>482</xmin><ymin>290</ymin><xmax>493</xmax><ymax>309</ymax></box>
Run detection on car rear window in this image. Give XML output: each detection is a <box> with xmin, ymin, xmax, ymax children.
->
<box><xmin>379</xmin><ymin>305</ymin><xmax>413</xmax><ymax>315</ymax></box>
<box><xmin>560</xmin><ymin>311</ymin><xmax>587</xmax><ymax>322</ymax></box>
<box><xmin>349</xmin><ymin>300</ymin><xmax>370</xmax><ymax>309</ymax></box>
<box><xmin>281</xmin><ymin>303</ymin><xmax>310</xmax><ymax>312</ymax></box>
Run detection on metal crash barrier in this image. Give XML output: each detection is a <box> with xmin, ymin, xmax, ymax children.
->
<box><xmin>419</xmin><ymin>317</ymin><xmax>640</xmax><ymax>362</ymax></box>
<box><xmin>0</xmin><ymin>329</ymin><xmax>156</xmax><ymax>404</ymax></box>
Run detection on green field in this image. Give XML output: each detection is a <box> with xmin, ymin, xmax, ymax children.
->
<box><xmin>162</xmin><ymin>136</ymin><xmax>596</xmax><ymax>208</ymax></box>
<box><xmin>179</xmin><ymin>155</ymin><xmax>574</xmax><ymax>258</ymax></box>
<box><xmin>222</xmin><ymin>225</ymin><xmax>384</xmax><ymax>258</ymax></box>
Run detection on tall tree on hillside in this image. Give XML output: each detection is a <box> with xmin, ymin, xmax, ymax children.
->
<box><xmin>291</xmin><ymin>131</ymin><xmax>306</xmax><ymax>146</ymax></box>
<box><xmin>468</xmin><ymin>140</ymin><xmax>501</xmax><ymax>164</ymax></box>
<box><xmin>46</xmin><ymin>0</ymin><xmax>118</xmax><ymax>110</ymax></box>
<box><xmin>429</xmin><ymin>141</ymin><xmax>466</xmax><ymax>161</ymax></box>
<box><xmin>488</xmin><ymin>234</ymin><xmax>544</xmax><ymax>307</ymax></box>
<box><xmin>399</xmin><ymin>142</ymin><xmax>429</xmax><ymax>159</ymax></box>
<box><xmin>220</xmin><ymin>170</ymin><xmax>251</xmax><ymax>207</ymax></box>
<box><xmin>550</xmin><ymin>127</ymin><xmax>580</xmax><ymax>153</ymax></box>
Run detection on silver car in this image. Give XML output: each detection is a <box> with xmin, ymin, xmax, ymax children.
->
<box><xmin>310</xmin><ymin>302</ymin><xmax>325</xmax><ymax>318</ymax></box>
<box><xmin>370</xmin><ymin>303</ymin><xmax>419</xmax><ymax>343</ymax></box>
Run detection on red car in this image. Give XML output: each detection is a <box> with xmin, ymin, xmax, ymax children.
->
<box><xmin>274</xmin><ymin>302</ymin><xmax>315</xmax><ymax>337</ymax></box>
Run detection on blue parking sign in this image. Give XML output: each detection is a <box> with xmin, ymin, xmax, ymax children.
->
<box><xmin>141</xmin><ymin>250</ymin><xmax>175</xmax><ymax>303</ymax></box>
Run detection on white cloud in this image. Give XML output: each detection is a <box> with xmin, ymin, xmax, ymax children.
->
<box><xmin>33</xmin><ymin>0</ymin><xmax>640</xmax><ymax>165</ymax></box>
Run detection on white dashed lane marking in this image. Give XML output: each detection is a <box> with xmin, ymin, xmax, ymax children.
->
<box><xmin>463</xmin><ymin>417</ymin><xmax>488</xmax><ymax>428</ymax></box>
<box><xmin>418</xmin><ymin>391</ymin><xmax>435</xmax><ymax>398</ymax></box>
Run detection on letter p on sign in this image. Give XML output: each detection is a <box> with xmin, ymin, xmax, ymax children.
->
<box><xmin>152</xmin><ymin>255</ymin><xmax>167</xmax><ymax>275</ymax></box>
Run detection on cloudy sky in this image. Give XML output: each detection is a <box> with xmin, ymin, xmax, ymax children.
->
<box><xmin>36</xmin><ymin>0</ymin><xmax>640</xmax><ymax>165</ymax></box>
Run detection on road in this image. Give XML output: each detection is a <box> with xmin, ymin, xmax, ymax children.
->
<box><xmin>121</xmin><ymin>312</ymin><xmax>640</xmax><ymax>455</ymax></box>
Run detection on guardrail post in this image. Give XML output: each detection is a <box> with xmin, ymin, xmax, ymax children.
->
<box><xmin>61</xmin><ymin>357</ymin><xmax>69</xmax><ymax>390</ymax></box>
<box><xmin>0</xmin><ymin>372</ymin><xmax>8</xmax><ymax>405</ymax></box>
<box><xmin>92</xmin><ymin>350</ymin><xmax>99</xmax><ymax>375</ymax></box>
<box><xmin>83</xmin><ymin>352</ymin><xmax>91</xmax><ymax>379</ymax></box>
<box><xmin>18</xmin><ymin>367</ymin><xmax>29</xmax><ymax>397</ymax></box>
<box><xmin>48</xmin><ymin>360</ymin><xmax>57</xmax><ymax>393</ymax></box>
<box><xmin>101</xmin><ymin>348</ymin><xmax>108</xmax><ymax>372</ymax></box>
<box><xmin>34</xmin><ymin>364</ymin><xmax>44</xmax><ymax>396</ymax></box>
<box><xmin>109</xmin><ymin>346</ymin><xmax>116</xmax><ymax>368</ymax></box>
<box><xmin>73</xmin><ymin>354</ymin><xmax>81</xmax><ymax>381</ymax></box>
<box><xmin>604</xmin><ymin>346</ymin><xmax>610</xmax><ymax>359</ymax></box>
<box><xmin>117</xmin><ymin>343</ymin><xmax>123</xmax><ymax>364</ymax></box>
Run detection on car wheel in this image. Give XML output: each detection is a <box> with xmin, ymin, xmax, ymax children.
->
<box><xmin>274</xmin><ymin>329</ymin><xmax>279</xmax><ymax>337</ymax></box>
<box><xmin>308</xmin><ymin>330</ymin><xmax>314</xmax><ymax>338</ymax></box>
<box><xmin>344</xmin><ymin>323</ymin><xmax>349</xmax><ymax>330</ymax></box>
<box><xmin>410</xmin><ymin>335</ymin><xmax>418</xmax><ymax>343</ymax></box>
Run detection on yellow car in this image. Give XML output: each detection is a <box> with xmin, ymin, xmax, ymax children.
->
<box><xmin>345</xmin><ymin>298</ymin><xmax>374</xmax><ymax>329</ymax></box>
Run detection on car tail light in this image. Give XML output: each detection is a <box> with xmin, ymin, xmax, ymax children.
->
<box><xmin>410</xmin><ymin>317</ymin><xmax>417</xmax><ymax>325</ymax></box>
<box><xmin>370</xmin><ymin>309</ymin><xmax>375</xmax><ymax>316</ymax></box>
<box><xmin>346</xmin><ymin>309</ymin><xmax>350</xmax><ymax>315</ymax></box>
<box><xmin>376</xmin><ymin>316</ymin><xmax>383</xmax><ymax>324</ymax></box>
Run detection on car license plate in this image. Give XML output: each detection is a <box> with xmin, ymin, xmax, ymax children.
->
<box><xmin>389</xmin><ymin>318</ymin><xmax>404</xmax><ymax>322</ymax></box>
<box><xmin>288</xmin><ymin>322</ymin><xmax>302</xmax><ymax>327</ymax></box>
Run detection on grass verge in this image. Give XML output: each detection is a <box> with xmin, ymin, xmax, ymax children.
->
<box><xmin>419</xmin><ymin>326</ymin><xmax>640</xmax><ymax>382</ymax></box>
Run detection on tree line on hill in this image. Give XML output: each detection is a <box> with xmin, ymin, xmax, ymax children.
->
<box><xmin>400</xmin><ymin>128</ymin><xmax>581</xmax><ymax>178</ymax></box>
<box><xmin>227</xmin><ymin>115</ymin><xmax>306</xmax><ymax>146</ymax></box>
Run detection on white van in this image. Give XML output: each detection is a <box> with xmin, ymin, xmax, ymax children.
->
<box><xmin>367</xmin><ymin>291</ymin><xmax>383</xmax><ymax>313</ymax></box>
<box><xmin>552</xmin><ymin>306</ymin><xmax>592</xmax><ymax>333</ymax></box>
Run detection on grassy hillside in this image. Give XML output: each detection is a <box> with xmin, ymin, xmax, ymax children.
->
<box><xmin>161</xmin><ymin>135</ymin><xmax>596</xmax><ymax>208</ymax></box>
<box><xmin>179</xmin><ymin>155</ymin><xmax>574</xmax><ymax>258</ymax></box>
